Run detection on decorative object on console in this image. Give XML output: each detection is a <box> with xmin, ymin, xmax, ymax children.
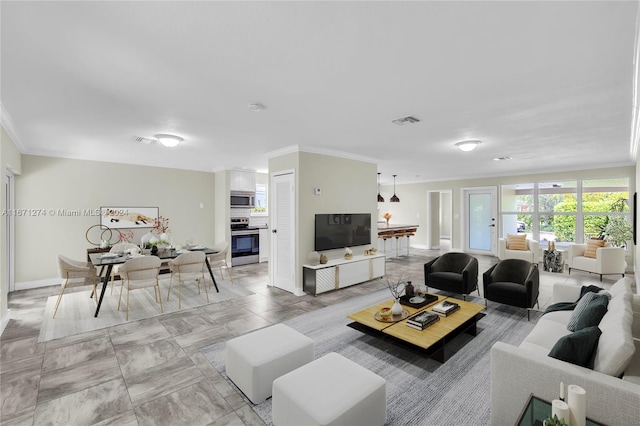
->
<box><xmin>307</xmin><ymin>251</ymin><xmax>320</xmax><ymax>266</ymax></box>
<box><xmin>152</xmin><ymin>215</ymin><xmax>172</xmax><ymax>246</ymax></box>
<box><xmin>543</xmin><ymin>413</ymin><xmax>570</xmax><ymax>426</ymax></box>
<box><xmin>85</xmin><ymin>224</ymin><xmax>114</xmax><ymax>246</ymax></box>
<box><xmin>344</xmin><ymin>247</ymin><xmax>353</xmax><ymax>259</ymax></box>
<box><xmin>550</xmin><ymin>400</ymin><xmax>570</xmax><ymax>425</ymax></box>
<box><xmin>319</xmin><ymin>254</ymin><xmax>328</xmax><ymax>264</ymax></box>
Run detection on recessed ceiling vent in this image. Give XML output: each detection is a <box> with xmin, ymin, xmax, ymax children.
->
<box><xmin>132</xmin><ymin>136</ymin><xmax>155</xmax><ymax>145</ymax></box>
<box><xmin>392</xmin><ymin>116</ymin><xmax>420</xmax><ymax>126</ymax></box>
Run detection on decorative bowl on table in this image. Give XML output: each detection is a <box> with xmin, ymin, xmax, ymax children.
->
<box><xmin>378</xmin><ymin>307</ymin><xmax>393</xmax><ymax>320</ymax></box>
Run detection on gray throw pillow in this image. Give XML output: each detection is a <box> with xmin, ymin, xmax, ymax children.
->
<box><xmin>549</xmin><ymin>326</ymin><xmax>602</xmax><ymax>368</ymax></box>
<box><xmin>567</xmin><ymin>291</ymin><xmax>597</xmax><ymax>332</ymax></box>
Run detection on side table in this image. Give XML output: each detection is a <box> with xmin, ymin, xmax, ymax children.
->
<box><xmin>543</xmin><ymin>249</ymin><xmax>565</xmax><ymax>273</ymax></box>
<box><xmin>516</xmin><ymin>394</ymin><xmax>604</xmax><ymax>426</ymax></box>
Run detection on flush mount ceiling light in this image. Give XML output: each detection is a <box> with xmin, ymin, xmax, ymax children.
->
<box><xmin>248</xmin><ymin>102</ymin><xmax>266</xmax><ymax>112</ymax></box>
<box><xmin>155</xmin><ymin>134</ymin><xmax>183</xmax><ymax>148</ymax></box>
<box><xmin>392</xmin><ymin>116</ymin><xmax>420</xmax><ymax>126</ymax></box>
<box><xmin>455</xmin><ymin>140</ymin><xmax>482</xmax><ymax>152</ymax></box>
<box><xmin>377</xmin><ymin>173</ymin><xmax>385</xmax><ymax>203</ymax></box>
<box><xmin>390</xmin><ymin>174</ymin><xmax>400</xmax><ymax>203</ymax></box>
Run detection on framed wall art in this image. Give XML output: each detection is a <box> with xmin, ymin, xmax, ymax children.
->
<box><xmin>100</xmin><ymin>206</ymin><xmax>158</xmax><ymax>229</ymax></box>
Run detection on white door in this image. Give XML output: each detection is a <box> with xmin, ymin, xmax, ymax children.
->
<box><xmin>462</xmin><ymin>187</ymin><xmax>497</xmax><ymax>255</ymax></box>
<box><xmin>270</xmin><ymin>171</ymin><xmax>296</xmax><ymax>293</ymax></box>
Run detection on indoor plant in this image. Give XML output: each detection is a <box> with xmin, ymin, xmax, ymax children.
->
<box><xmin>603</xmin><ymin>216</ymin><xmax>633</xmax><ymax>247</ymax></box>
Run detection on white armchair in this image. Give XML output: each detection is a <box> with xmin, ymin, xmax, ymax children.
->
<box><xmin>568</xmin><ymin>243</ymin><xmax>626</xmax><ymax>281</ymax></box>
<box><xmin>498</xmin><ymin>237</ymin><xmax>539</xmax><ymax>263</ymax></box>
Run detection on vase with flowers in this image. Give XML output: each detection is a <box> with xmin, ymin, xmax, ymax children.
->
<box><xmin>118</xmin><ymin>229</ymin><xmax>135</xmax><ymax>243</ymax></box>
<box><xmin>382</xmin><ymin>212</ymin><xmax>392</xmax><ymax>227</ymax></box>
<box><xmin>152</xmin><ymin>216</ymin><xmax>172</xmax><ymax>246</ymax></box>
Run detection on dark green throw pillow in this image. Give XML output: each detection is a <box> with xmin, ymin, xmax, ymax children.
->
<box><xmin>549</xmin><ymin>326</ymin><xmax>602</xmax><ymax>368</ymax></box>
<box><xmin>574</xmin><ymin>295</ymin><xmax>609</xmax><ymax>331</ymax></box>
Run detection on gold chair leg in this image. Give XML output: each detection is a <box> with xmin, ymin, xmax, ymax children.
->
<box><xmin>178</xmin><ymin>280</ymin><xmax>183</xmax><ymax>309</ymax></box>
<box><xmin>202</xmin><ymin>273</ymin><xmax>209</xmax><ymax>303</ymax></box>
<box><xmin>157</xmin><ymin>280</ymin><xmax>163</xmax><ymax>313</ymax></box>
<box><xmin>110</xmin><ymin>272</ymin><xmax>115</xmax><ymax>295</ymax></box>
<box><xmin>52</xmin><ymin>283</ymin><xmax>66</xmax><ymax>319</ymax></box>
<box><xmin>117</xmin><ymin>281</ymin><xmax>125</xmax><ymax>311</ymax></box>
<box><xmin>225</xmin><ymin>261</ymin><xmax>233</xmax><ymax>284</ymax></box>
<box><xmin>126</xmin><ymin>288</ymin><xmax>130</xmax><ymax>321</ymax></box>
<box><xmin>167</xmin><ymin>274</ymin><xmax>174</xmax><ymax>301</ymax></box>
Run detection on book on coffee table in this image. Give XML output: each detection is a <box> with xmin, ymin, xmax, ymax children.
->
<box><xmin>432</xmin><ymin>301</ymin><xmax>460</xmax><ymax>316</ymax></box>
<box><xmin>406</xmin><ymin>310</ymin><xmax>440</xmax><ymax>330</ymax></box>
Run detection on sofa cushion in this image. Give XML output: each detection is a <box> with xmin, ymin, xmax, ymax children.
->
<box><xmin>506</xmin><ymin>234</ymin><xmax>527</xmax><ymax>250</ymax></box>
<box><xmin>520</xmin><ymin>316</ymin><xmax>572</xmax><ymax>352</ymax></box>
<box><xmin>575</xmin><ymin>295</ymin><xmax>609</xmax><ymax>331</ymax></box>
<box><xmin>572</xmin><ymin>256</ymin><xmax>597</xmax><ymax>272</ymax></box>
<box><xmin>593</xmin><ymin>289</ymin><xmax>635</xmax><ymax>376</ymax></box>
<box><xmin>584</xmin><ymin>239</ymin><xmax>605</xmax><ymax>258</ymax></box>
<box><xmin>549</xmin><ymin>326</ymin><xmax>602</xmax><ymax>368</ymax></box>
<box><xmin>566</xmin><ymin>292</ymin><xmax>597</xmax><ymax>331</ymax></box>
<box><xmin>609</xmin><ymin>277</ymin><xmax>633</xmax><ymax>298</ymax></box>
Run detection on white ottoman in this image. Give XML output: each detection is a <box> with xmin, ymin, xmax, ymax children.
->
<box><xmin>225</xmin><ymin>324</ymin><xmax>314</xmax><ymax>404</ymax></box>
<box><xmin>272</xmin><ymin>352</ymin><xmax>387</xmax><ymax>426</ymax></box>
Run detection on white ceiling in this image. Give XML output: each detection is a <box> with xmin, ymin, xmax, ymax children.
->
<box><xmin>2</xmin><ymin>1</ymin><xmax>639</xmax><ymax>184</ymax></box>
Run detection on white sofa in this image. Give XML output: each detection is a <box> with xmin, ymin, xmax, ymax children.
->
<box><xmin>490</xmin><ymin>277</ymin><xmax>640</xmax><ymax>425</ymax></box>
<box><xmin>568</xmin><ymin>243</ymin><xmax>626</xmax><ymax>281</ymax></box>
<box><xmin>498</xmin><ymin>237</ymin><xmax>540</xmax><ymax>263</ymax></box>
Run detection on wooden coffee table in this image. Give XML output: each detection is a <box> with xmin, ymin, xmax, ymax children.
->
<box><xmin>347</xmin><ymin>295</ymin><xmax>486</xmax><ymax>362</ymax></box>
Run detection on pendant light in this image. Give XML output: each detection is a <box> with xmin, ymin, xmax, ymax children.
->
<box><xmin>377</xmin><ymin>173</ymin><xmax>385</xmax><ymax>202</ymax></box>
<box><xmin>390</xmin><ymin>174</ymin><xmax>400</xmax><ymax>202</ymax></box>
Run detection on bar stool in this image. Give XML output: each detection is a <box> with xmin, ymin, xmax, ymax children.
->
<box><xmin>378</xmin><ymin>230</ymin><xmax>394</xmax><ymax>256</ymax></box>
<box><xmin>394</xmin><ymin>230</ymin><xmax>406</xmax><ymax>258</ymax></box>
<box><xmin>404</xmin><ymin>228</ymin><xmax>417</xmax><ymax>256</ymax></box>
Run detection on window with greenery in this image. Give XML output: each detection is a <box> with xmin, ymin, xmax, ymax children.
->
<box><xmin>252</xmin><ymin>183</ymin><xmax>268</xmax><ymax>214</ymax></box>
<box><xmin>500</xmin><ymin>177</ymin><xmax>631</xmax><ymax>246</ymax></box>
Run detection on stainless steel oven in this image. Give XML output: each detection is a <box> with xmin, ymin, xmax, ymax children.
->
<box><xmin>230</xmin><ymin>217</ymin><xmax>260</xmax><ymax>265</ymax></box>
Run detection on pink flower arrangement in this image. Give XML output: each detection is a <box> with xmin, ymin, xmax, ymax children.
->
<box><xmin>153</xmin><ymin>216</ymin><xmax>170</xmax><ymax>234</ymax></box>
<box><xmin>118</xmin><ymin>229</ymin><xmax>135</xmax><ymax>243</ymax></box>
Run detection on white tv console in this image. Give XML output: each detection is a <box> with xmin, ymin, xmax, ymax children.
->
<box><xmin>302</xmin><ymin>253</ymin><xmax>386</xmax><ymax>295</ymax></box>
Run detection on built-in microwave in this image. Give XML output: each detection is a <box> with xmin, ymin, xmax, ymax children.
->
<box><xmin>230</xmin><ymin>191</ymin><xmax>255</xmax><ymax>208</ymax></box>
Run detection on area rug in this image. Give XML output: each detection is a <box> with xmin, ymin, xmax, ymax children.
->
<box><xmin>201</xmin><ymin>289</ymin><xmax>540</xmax><ymax>426</ymax></box>
<box><xmin>39</xmin><ymin>278</ymin><xmax>253</xmax><ymax>343</ymax></box>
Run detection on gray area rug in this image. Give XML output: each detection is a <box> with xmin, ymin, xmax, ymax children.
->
<box><xmin>39</xmin><ymin>278</ymin><xmax>253</xmax><ymax>343</ymax></box>
<box><xmin>201</xmin><ymin>289</ymin><xmax>540</xmax><ymax>425</ymax></box>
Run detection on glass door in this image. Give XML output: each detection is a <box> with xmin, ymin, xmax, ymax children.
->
<box><xmin>463</xmin><ymin>187</ymin><xmax>497</xmax><ymax>255</ymax></box>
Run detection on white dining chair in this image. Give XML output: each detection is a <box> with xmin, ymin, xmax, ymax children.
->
<box><xmin>167</xmin><ymin>251</ymin><xmax>208</xmax><ymax>309</ymax></box>
<box><xmin>53</xmin><ymin>255</ymin><xmax>99</xmax><ymax>318</ymax></box>
<box><xmin>108</xmin><ymin>242</ymin><xmax>141</xmax><ymax>294</ymax></box>
<box><xmin>117</xmin><ymin>256</ymin><xmax>162</xmax><ymax>320</ymax></box>
<box><xmin>207</xmin><ymin>241</ymin><xmax>233</xmax><ymax>284</ymax></box>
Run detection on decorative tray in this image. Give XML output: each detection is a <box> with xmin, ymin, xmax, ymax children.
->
<box><xmin>374</xmin><ymin>309</ymin><xmax>409</xmax><ymax>323</ymax></box>
<box><xmin>399</xmin><ymin>294</ymin><xmax>438</xmax><ymax>308</ymax></box>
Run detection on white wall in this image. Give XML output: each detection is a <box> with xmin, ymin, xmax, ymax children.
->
<box><xmin>14</xmin><ymin>155</ymin><xmax>216</xmax><ymax>288</ymax></box>
<box><xmin>1</xmin><ymin>126</ymin><xmax>22</xmax><ymax>331</ymax></box>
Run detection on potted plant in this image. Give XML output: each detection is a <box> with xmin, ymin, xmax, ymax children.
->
<box><xmin>543</xmin><ymin>414</ymin><xmax>570</xmax><ymax>426</ymax></box>
<box><xmin>603</xmin><ymin>216</ymin><xmax>633</xmax><ymax>247</ymax></box>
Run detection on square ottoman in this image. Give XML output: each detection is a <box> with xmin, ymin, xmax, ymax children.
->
<box><xmin>272</xmin><ymin>352</ymin><xmax>387</xmax><ymax>426</ymax></box>
<box><xmin>225</xmin><ymin>324</ymin><xmax>314</xmax><ymax>404</ymax></box>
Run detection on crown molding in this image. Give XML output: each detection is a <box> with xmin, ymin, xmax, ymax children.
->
<box><xmin>265</xmin><ymin>144</ymin><xmax>380</xmax><ymax>165</ymax></box>
<box><xmin>1</xmin><ymin>103</ymin><xmax>27</xmax><ymax>153</ymax></box>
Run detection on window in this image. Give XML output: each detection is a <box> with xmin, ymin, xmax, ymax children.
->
<box><xmin>582</xmin><ymin>178</ymin><xmax>629</xmax><ymax>241</ymax></box>
<box><xmin>252</xmin><ymin>183</ymin><xmax>268</xmax><ymax>214</ymax></box>
<box><xmin>500</xmin><ymin>183</ymin><xmax>533</xmax><ymax>238</ymax></box>
<box><xmin>538</xmin><ymin>180</ymin><xmax>576</xmax><ymax>244</ymax></box>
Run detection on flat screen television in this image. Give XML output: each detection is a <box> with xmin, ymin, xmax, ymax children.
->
<box><xmin>315</xmin><ymin>213</ymin><xmax>371</xmax><ymax>251</ymax></box>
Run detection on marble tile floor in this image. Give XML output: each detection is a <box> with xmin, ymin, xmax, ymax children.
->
<box><xmin>1</xmin><ymin>248</ymin><xmax>631</xmax><ymax>425</ymax></box>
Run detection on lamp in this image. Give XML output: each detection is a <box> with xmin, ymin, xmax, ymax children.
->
<box><xmin>455</xmin><ymin>140</ymin><xmax>481</xmax><ymax>152</ymax></box>
<box><xmin>155</xmin><ymin>134</ymin><xmax>183</xmax><ymax>148</ymax></box>
<box><xmin>390</xmin><ymin>174</ymin><xmax>400</xmax><ymax>203</ymax></box>
<box><xmin>377</xmin><ymin>173</ymin><xmax>385</xmax><ymax>203</ymax></box>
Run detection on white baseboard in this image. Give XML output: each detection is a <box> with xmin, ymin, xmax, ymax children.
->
<box><xmin>15</xmin><ymin>277</ymin><xmax>59</xmax><ymax>291</ymax></box>
<box><xmin>0</xmin><ymin>309</ymin><xmax>10</xmax><ymax>336</ymax></box>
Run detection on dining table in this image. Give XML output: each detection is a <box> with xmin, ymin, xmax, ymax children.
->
<box><xmin>89</xmin><ymin>247</ymin><xmax>220</xmax><ymax>317</ymax></box>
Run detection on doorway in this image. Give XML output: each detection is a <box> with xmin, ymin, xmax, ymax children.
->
<box><xmin>270</xmin><ymin>170</ymin><xmax>296</xmax><ymax>294</ymax></box>
<box><xmin>426</xmin><ymin>189</ymin><xmax>452</xmax><ymax>250</ymax></box>
<box><xmin>462</xmin><ymin>187</ymin><xmax>497</xmax><ymax>256</ymax></box>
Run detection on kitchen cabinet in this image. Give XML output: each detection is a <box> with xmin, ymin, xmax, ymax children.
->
<box><xmin>230</xmin><ymin>170</ymin><xmax>256</xmax><ymax>192</ymax></box>
<box><xmin>302</xmin><ymin>254</ymin><xmax>386</xmax><ymax>295</ymax></box>
<box><xmin>259</xmin><ymin>228</ymin><xmax>269</xmax><ymax>262</ymax></box>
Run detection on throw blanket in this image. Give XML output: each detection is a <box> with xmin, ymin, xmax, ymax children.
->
<box><xmin>543</xmin><ymin>284</ymin><xmax>603</xmax><ymax>314</ymax></box>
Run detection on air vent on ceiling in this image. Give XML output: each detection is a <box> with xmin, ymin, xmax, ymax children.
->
<box><xmin>392</xmin><ymin>116</ymin><xmax>420</xmax><ymax>126</ymax></box>
<box><xmin>132</xmin><ymin>136</ymin><xmax>155</xmax><ymax>145</ymax></box>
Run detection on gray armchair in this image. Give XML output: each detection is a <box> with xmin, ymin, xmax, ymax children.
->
<box><xmin>423</xmin><ymin>252</ymin><xmax>479</xmax><ymax>300</ymax></box>
<box><xmin>483</xmin><ymin>259</ymin><xmax>539</xmax><ymax>320</ymax></box>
